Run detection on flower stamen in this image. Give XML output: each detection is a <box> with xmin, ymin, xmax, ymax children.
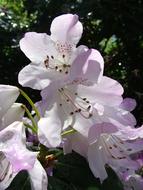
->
<box><xmin>44</xmin><ymin>55</ymin><xmax>70</xmax><ymax>74</ymax></box>
<box><xmin>58</xmin><ymin>87</ymin><xmax>93</xmax><ymax>119</ymax></box>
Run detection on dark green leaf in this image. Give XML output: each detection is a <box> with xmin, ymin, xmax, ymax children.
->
<box><xmin>52</xmin><ymin>152</ymin><xmax>100</xmax><ymax>190</ymax></box>
<box><xmin>6</xmin><ymin>170</ymin><xmax>32</xmax><ymax>190</ymax></box>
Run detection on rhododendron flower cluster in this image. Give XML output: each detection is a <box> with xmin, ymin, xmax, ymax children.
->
<box><xmin>0</xmin><ymin>14</ymin><xmax>143</xmax><ymax>190</ymax></box>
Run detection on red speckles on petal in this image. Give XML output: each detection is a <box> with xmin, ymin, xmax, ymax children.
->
<box><xmin>56</xmin><ymin>42</ymin><xmax>73</xmax><ymax>55</ymax></box>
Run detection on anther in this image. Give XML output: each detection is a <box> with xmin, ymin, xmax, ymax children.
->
<box><xmin>87</xmin><ymin>105</ymin><xmax>91</xmax><ymax>110</ymax></box>
<box><xmin>127</xmin><ymin>148</ymin><xmax>132</xmax><ymax>151</ymax></box>
<box><xmin>113</xmin><ymin>144</ymin><xmax>117</xmax><ymax>148</ymax></box>
<box><xmin>70</xmin><ymin>112</ymin><xmax>74</xmax><ymax>115</ymax></box>
<box><xmin>63</xmin><ymin>64</ymin><xmax>66</xmax><ymax>68</ymax></box>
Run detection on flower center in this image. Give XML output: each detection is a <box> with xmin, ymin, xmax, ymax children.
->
<box><xmin>44</xmin><ymin>55</ymin><xmax>71</xmax><ymax>74</ymax></box>
<box><xmin>58</xmin><ymin>87</ymin><xmax>93</xmax><ymax>119</ymax></box>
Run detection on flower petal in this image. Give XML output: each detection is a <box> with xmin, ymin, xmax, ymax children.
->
<box><xmin>115</xmin><ymin>125</ymin><xmax>143</xmax><ymax>141</ymax></box>
<box><xmin>1</xmin><ymin>103</ymin><xmax>25</xmax><ymax>130</ymax></box>
<box><xmin>71</xmin><ymin>133</ymin><xmax>88</xmax><ymax>158</ymax></box>
<box><xmin>50</xmin><ymin>14</ymin><xmax>83</xmax><ymax>45</ymax></box>
<box><xmin>88</xmin><ymin>133</ymin><xmax>141</xmax><ymax>182</ymax></box>
<box><xmin>88</xmin><ymin>123</ymin><xmax>118</xmax><ymax>144</ymax></box>
<box><xmin>28</xmin><ymin>159</ymin><xmax>48</xmax><ymax>190</ymax></box>
<box><xmin>97</xmin><ymin>76</ymin><xmax>124</xmax><ymax>96</ymax></box>
<box><xmin>77</xmin><ymin>78</ymin><xmax>123</xmax><ymax>106</ymax></box>
<box><xmin>0</xmin><ymin>85</ymin><xmax>19</xmax><ymax>119</ymax></box>
<box><xmin>38</xmin><ymin>103</ymin><xmax>62</xmax><ymax>147</ymax></box>
<box><xmin>20</xmin><ymin>32</ymin><xmax>54</xmax><ymax>63</ymax></box>
<box><xmin>69</xmin><ymin>49</ymin><xmax>104</xmax><ymax>84</ymax></box>
<box><xmin>0</xmin><ymin>122</ymin><xmax>37</xmax><ymax>172</ymax></box>
<box><xmin>18</xmin><ymin>63</ymin><xmax>52</xmax><ymax>90</ymax></box>
<box><xmin>123</xmin><ymin>174</ymin><xmax>143</xmax><ymax>190</ymax></box>
<box><xmin>0</xmin><ymin>152</ymin><xmax>17</xmax><ymax>190</ymax></box>
<box><xmin>105</xmin><ymin>106</ymin><xmax>137</xmax><ymax>127</ymax></box>
<box><xmin>119</xmin><ymin>98</ymin><xmax>137</xmax><ymax>111</ymax></box>
<box><xmin>88</xmin><ymin>139</ymin><xmax>108</xmax><ymax>182</ymax></box>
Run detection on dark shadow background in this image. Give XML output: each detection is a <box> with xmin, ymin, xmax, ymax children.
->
<box><xmin>0</xmin><ymin>0</ymin><xmax>143</xmax><ymax>124</ymax></box>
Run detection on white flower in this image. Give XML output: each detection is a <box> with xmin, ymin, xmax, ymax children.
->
<box><xmin>18</xmin><ymin>14</ymin><xmax>84</xmax><ymax>90</ymax></box>
<box><xmin>36</xmin><ymin>49</ymin><xmax>124</xmax><ymax>148</ymax></box>
<box><xmin>88</xmin><ymin>123</ymin><xmax>143</xmax><ymax>182</ymax></box>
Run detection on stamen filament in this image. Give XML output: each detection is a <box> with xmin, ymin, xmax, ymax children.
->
<box><xmin>58</xmin><ymin>88</ymin><xmax>93</xmax><ymax>119</ymax></box>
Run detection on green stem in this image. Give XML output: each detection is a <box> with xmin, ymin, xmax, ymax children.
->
<box><xmin>22</xmin><ymin>105</ymin><xmax>38</xmax><ymax>133</ymax></box>
<box><xmin>19</xmin><ymin>89</ymin><xmax>41</xmax><ymax>120</ymax></box>
<box><xmin>61</xmin><ymin>129</ymin><xmax>76</xmax><ymax>136</ymax></box>
<box><xmin>23</xmin><ymin>122</ymin><xmax>37</xmax><ymax>134</ymax></box>
<box><xmin>54</xmin><ymin>149</ymin><xmax>63</xmax><ymax>158</ymax></box>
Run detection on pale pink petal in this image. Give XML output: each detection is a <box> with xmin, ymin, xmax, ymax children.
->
<box><xmin>18</xmin><ymin>62</ymin><xmax>68</xmax><ymax>90</ymax></box>
<box><xmin>123</xmin><ymin>174</ymin><xmax>143</xmax><ymax>190</ymax></box>
<box><xmin>116</xmin><ymin>125</ymin><xmax>143</xmax><ymax>141</ymax></box>
<box><xmin>120</xmin><ymin>98</ymin><xmax>137</xmax><ymax>111</ymax></box>
<box><xmin>0</xmin><ymin>122</ymin><xmax>37</xmax><ymax>172</ymax></box>
<box><xmin>63</xmin><ymin>133</ymin><xmax>88</xmax><ymax>158</ymax></box>
<box><xmin>62</xmin><ymin>137</ymin><xmax>73</xmax><ymax>155</ymax></box>
<box><xmin>38</xmin><ymin>103</ymin><xmax>62</xmax><ymax>147</ymax></box>
<box><xmin>1</xmin><ymin>103</ymin><xmax>25</xmax><ymax>130</ymax></box>
<box><xmin>105</xmin><ymin>106</ymin><xmax>137</xmax><ymax>127</ymax></box>
<box><xmin>29</xmin><ymin>159</ymin><xmax>48</xmax><ymax>190</ymax></box>
<box><xmin>0</xmin><ymin>85</ymin><xmax>19</xmax><ymax>119</ymax></box>
<box><xmin>88</xmin><ymin>140</ymin><xmax>108</xmax><ymax>182</ymax></box>
<box><xmin>18</xmin><ymin>63</ymin><xmax>52</xmax><ymax>90</ymax></box>
<box><xmin>20</xmin><ymin>32</ymin><xmax>55</xmax><ymax>63</ymax></box>
<box><xmin>0</xmin><ymin>152</ymin><xmax>17</xmax><ymax>190</ymax></box>
<box><xmin>88</xmin><ymin>133</ymin><xmax>141</xmax><ymax>182</ymax></box>
<box><xmin>77</xmin><ymin>82</ymin><xmax>123</xmax><ymax>106</ymax></box>
<box><xmin>50</xmin><ymin>14</ymin><xmax>83</xmax><ymax>45</ymax></box>
<box><xmin>72</xmin><ymin>113</ymin><xmax>95</xmax><ymax>137</ymax></box>
<box><xmin>69</xmin><ymin>45</ymin><xmax>88</xmax><ymax>65</ymax></box>
<box><xmin>71</xmin><ymin>133</ymin><xmax>88</xmax><ymax>158</ymax></box>
<box><xmin>88</xmin><ymin>123</ymin><xmax>118</xmax><ymax>144</ymax></box>
<box><xmin>69</xmin><ymin>49</ymin><xmax>104</xmax><ymax>84</ymax></box>
<box><xmin>95</xmin><ymin>76</ymin><xmax>124</xmax><ymax>96</ymax></box>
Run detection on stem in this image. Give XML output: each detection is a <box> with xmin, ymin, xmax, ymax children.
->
<box><xmin>19</xmin><ymin>89</ymin><xmax>40</xmax><ymax>120</ymax></box>
<box><xmin>61</xmin><ymin>129</ymin><xmax>76</xmax><ymax>136</ymax></box>
<box><xmin>23</xmin><ymin>122</ymin><xmax>37</xmax><ymax>134</ymax></box>
<box><xmin>22</xmin><ymin>105</ymin><xmax>38</xmax><ymax>133</ymax></box>
<box><xmin>54</xmin><ymin>149</ymin><xmax>63</xmax><ymax>158</ymax></box>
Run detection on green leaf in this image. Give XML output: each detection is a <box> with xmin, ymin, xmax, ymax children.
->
<box><xmin>101</xmin><ymin>167</ymin><xmax>124</xmax><ymax>190</ymax></box>
<box><xmin>48</xmin><ymin>176</ymin><xmax>76</xmax><ymax>190</ymax></box>
<box><xmin>52</xmin><ymin>152</ymin><xmax>101</xmax><ymax>190</ymax></box>
<box><xmin>6</xmin><ymin>170</ymin><xmax>32</xmax><ymax>190</ymax></box>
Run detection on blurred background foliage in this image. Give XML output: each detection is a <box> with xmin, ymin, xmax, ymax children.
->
<box><xmin>0</xmin><ymin>0</ymin><xmax>143</xmax><ymax>124</ymax></box>
<box><xmin>0</xmin><ymin>1</ymin><xmax>143</xmax><ymax>189</ymax></box>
